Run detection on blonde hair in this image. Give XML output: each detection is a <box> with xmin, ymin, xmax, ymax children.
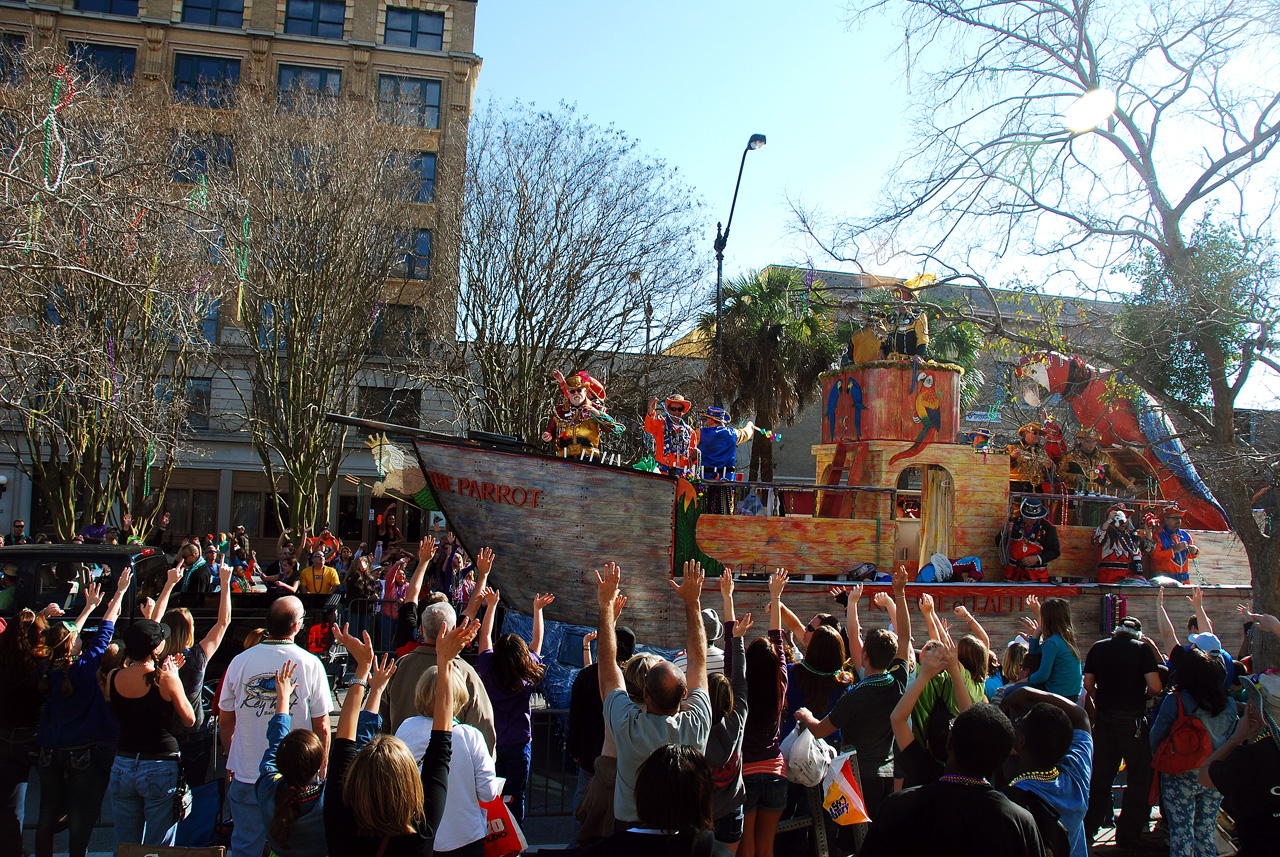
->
<box><xmin>623</xmin><ymin>653</ymin><xmax>661</xmax><ymax>703</ymax></box>
<box><xmin>1002</xmin><ymin>643</ymin><xmax>1028</xmax><ymax>684</ymax></box>
<box><xmin>243</xmin><ymin>628</ymin><xmax>267</xmax><ymax>648</ymax></box>
<box><xmin>414</xmin><ymin>665</ymin><xmax>469</xmax><ymax>720</ymax></box>
<box><xmin>161</xmin><ymin>608</ymin><xmax>195</xmax><ymax>659</ymax></box>
<box><xmin>343</xmin><ymin>734</ymin><xmax>425</xmax><ymax>836</ymax></box>
<box><xmin>957</xmin><ymin>634</ymin><xmax>990</xmax><ymax>682</ymax></box>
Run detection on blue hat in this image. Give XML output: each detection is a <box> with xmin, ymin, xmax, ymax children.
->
<box><xmin>702</xmin><ymin>407</ymin><xmax>731</xmax><ymax>423</ymax></box>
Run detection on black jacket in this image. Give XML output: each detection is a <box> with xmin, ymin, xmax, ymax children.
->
<box><xmin>568</xmin><ymin>663</ymin><xmax>604</xmax><ymax>774</ymax></box>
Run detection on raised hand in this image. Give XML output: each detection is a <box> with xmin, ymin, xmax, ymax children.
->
<box><xmin>166</xmin><ymin>565</ymin><xmax>183</xmax><ymax>588</ymax></box>
<box><xmin>1185</xmin><ymin>586</ymin><xmax>1204</xmax><ymax>609</ymax></box>
<box><xmin>735</xmin><ymin>613</ymin><xmax>755</xmax><ymax>637</ymax></box>
<box><xmin>275</xmin><ymin>660</ymin><xmax>297</xmax><ymax>705</ymax></box>
<box><xmin>892</xmin><ymin>564</ymin><xmax>909</xmax><ymax>598</ymax></box>
<box><xmin>334</xmin><ymin>624</ymin><xmax>375</xmax><ymax>669</ymax></box>
<box><xmin>82</xmin><ymin>582</ymin><xmax>104</xmax><ymax>611</ymax></box>
<box><xmin>612</xmin><ymin>593</ymin><xmax>628</xmax><ymax>618</ymax></box>
<box><xmin>369</xmin><ymin>653</ymin><xmax>397</xmax><ymax>691</ymax></box>
<box><xmin>533</xmin><ymin>592</ymin><xmax>556</xmax><ymax>611</ymax></box>
<box><xmin>1020</xmin><ymin>614</ymin><xmax>1041</xmax><ymax>639</ymax></box>
<box><xmin>873</xmin><ymin>591</ymin><xmax>894</xmax><ymax>611</ymax></box>
<box><xmin>418</xmin><ymin>536</ymin><xmax>438</xmax><ymax>564</ymax></box>
<box><xmin>1025</xmin><ymin>594</ymin><xmax>1043</xmax><ymax>617</ymax></box>
<box><xmin>919</xmin><ymin>641</ymin><xmax>950</xmax><ymax>677</ymax></box>
<box><xmin>482</xmin><ymin>588</ymin><xmax>501</xmax><ymax>610</ymax></box>
<box><xmin>475</xmin><ymin>547</ymin><xmax>495</xmax><ymax>578</ymax></box>
<box><xmin>113</xmin><ymin>568</ymin><xmax>133</xmax><ymax>597</ymax></box>
<box><xmin>584</xmin><ymin>630</ymin><xmax>598</xmax><ymax>644</ymax></box>
<box><xmin>768</xmin><ymin>568</ymin><xmax>788</xmax><ymax>599</ymax></box>
<box><xmin>139</xmin><ymin>597</ymin><xmax>156</xmax><ymax>620</ymax></box>
<box><xmin>954</xmin><ymin>604</ymin><xmax>973</xmax><ymax>621</ymax></box>
<box><xmin>720</xmin><ymin>569</ymin><xmax>735</xmax><ymax>600</ymax></box>
<box><xmin>1242</xmin><ymin>612</ymin><xmax>1280</xmax><ymax>637</ymax></box>
<box><xmin>438</xmin><ymin>618</ymin><xmax>480</xmax><ymax>663</ymax></box>
<box><xmin>219</xmin><ymin>563</ymin><xmax>233</xmax><ymax>588</ymax></box>
<box><xmin>919</xmin><ymin>593</ymin><xmax>935</xmax><ymax>615</ymax></box>
<box><xmin>670</xmin><ymin>560</ymin><xmax>706</xmax><ymax>605</ymax></box>
<box><xmin>596</xmin><ymin>562</ymin><xmax>621</xmax><ymax>612</ymax></box>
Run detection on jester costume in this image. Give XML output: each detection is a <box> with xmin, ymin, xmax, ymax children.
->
<box><xmin>1092</xmin><ymin>504</ymin><xmax>1144</xmax><ymax>584</ymax></box>
<box><xmin>1057</xmin><ymin>428</ymin><xmax>1136</xmax><ymax>494</ymax></box>
<box><xmin>998</xmin><ymin>498</ymin><xmax>1061</xmax><ymax>583</ymax></box>
<box><xmin>545</xmin><ymin>370</ymin><xmax>623</xmax><ymax>460</ymax></box>
<box><xmin>1147</xmin><ymin>508</ymin><xmax>1198</xmax><ymax>583</ymax></box>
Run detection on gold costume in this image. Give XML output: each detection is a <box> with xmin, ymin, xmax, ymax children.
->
<box><xmin>1057</xmin><ymin>446</ymin><xmax>1135</xmax><ymax>493</ymax></box>
<box><xmin>1006</xmin><ymin>441</ymin><xmax>1052</xmax><ymax>487</ymax></box>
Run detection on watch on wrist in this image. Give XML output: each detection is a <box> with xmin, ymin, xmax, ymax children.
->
<box><xmin>349</xmin><ymin>678</ymin><xmax>370</xmax><ymax>688</ymax></box>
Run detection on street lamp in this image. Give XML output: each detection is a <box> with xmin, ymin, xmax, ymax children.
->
<box><xmin>713</xmin><ymin>132</ymin><xmax>766</xmax><ymax>407</ymax></box>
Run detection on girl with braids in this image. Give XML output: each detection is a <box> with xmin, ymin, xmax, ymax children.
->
<box><xmin>0</xmin><ymin>603</ymin><xmax>63</xmax><ymax>855</ymax></box>
<box><xmin>34</xmin><ymin>569</ymin><xmax>131</xmax><ymax>857</ymax></box>
<box><xmin>105</xmin><ymin>617</ymin><xmax>196</xmax><ymax>848</ymax></box>
<box><xmin>257</xmin><ymin>660</ymin><xmax>328</xmax><ymax>857</ymax></box>
<box><xmin>477</xmin><ymin>587</ymin><xmax>552</xmax><ymax>825</ymax></box>
<box><xmin>1021</xmin><ymin>596</ymin><xmax>1084</xmax><ymax>700</ymax></box>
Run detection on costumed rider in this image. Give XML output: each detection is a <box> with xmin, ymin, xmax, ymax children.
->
<box><xmin>1006</xmin><ymin>422</ymin><xmax>1054</xmax><ymax>494</ymax></box>
<box><xmin>1057</xmin><ymin>427</ymin><xmax>1136</xmax><ymax>495</ymax></box>
<box><xmin>644</xmin><ymin>395</ymin><xmax>698</xmax><ymax>476</ymax></box>
<box><xmin>998</xmin><ymin>497</ymin><xmax>1061</xmax><ymax>583</ymax></box>
<box><xmin>694</xmin><ymin>406</ymin><xmax>754</xmax><ymax>514</ymax></box>
<box><xmin>542</xmin><ymin>369</ymin><xmax>623</xmax><ymax>461</ymax></box>
<box><xmin>1091</xmin><ymin>503</ymin><xmax>1145</xmax><ymax>584</ymax></box>
<box><xmin>1146</xmin><ymin>506</ymin><xmax>1200</xmax><ymax>584</ymax></box>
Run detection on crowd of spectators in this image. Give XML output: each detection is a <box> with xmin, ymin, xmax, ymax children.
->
<box><xmin>3</xmin><ymin>515</ymin><xmax>1280</xmax><ymax>857</ymax></box>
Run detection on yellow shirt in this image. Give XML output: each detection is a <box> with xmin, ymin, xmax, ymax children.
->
<box><xmin>299</xmin><ymin>565</ymin><xmax>341</xmax><ymax>595</ymax></box>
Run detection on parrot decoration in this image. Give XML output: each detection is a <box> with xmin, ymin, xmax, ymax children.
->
<box><xmin>846</xmin><ymin>376</ymin><xmax>865</xmax><ymax>441</ymax></box>
<box><xmin>889</xmin><ymin>372</ymin><xmax>942</xmax><ymax>465</ymax></box>
<box><xmin>826</xmin><ymin>378</ymin><xmax>843</xmax><ymax>440</ymax></box>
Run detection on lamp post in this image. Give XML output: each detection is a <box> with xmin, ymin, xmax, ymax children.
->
<box><xmin>713</xmin><ymin>133</ymin><xmax>766</xmax><ymax>407</ymax></box>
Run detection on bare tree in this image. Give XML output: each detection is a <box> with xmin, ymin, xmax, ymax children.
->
<box><xmin>0</xmin><ymin>46</ymin><xmax>218</xmax><ymax>539</ymax></box>
<box><xmin>432</xmin><ymin>101</ymin><xmax>706</xmax><ymax>443</ymax></box>
<box><xmin>203</xmin><ymin>88</ymin><xmax>427</xmax><ymax>532</ymax></box>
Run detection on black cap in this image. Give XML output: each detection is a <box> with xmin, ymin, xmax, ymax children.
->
<box><xmin>123</xmin><ymin>619</ymin><xmax>170</xmax><ymax>660</ymax></box>
<box><xmin>615</xmin><ymin>625</ymin><xmax>636</xmax><ymax>662</ymax></box>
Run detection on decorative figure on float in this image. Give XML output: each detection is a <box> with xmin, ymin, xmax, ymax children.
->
<box><xmin>1006</xmin><ymin>422</ymin><xmax>1054</xmax><ymax>494</ymax></box>
<box><xmin>888</xmin><ymin>371</ymin><xmax>941</xmax><ymax>465</ymax></box>
<box><xmin>1147</xmin><ymin>506</ymin><xmax>1200</xmax><ymax>584</ymax></box>
<box><xmin>1058</xmin><ymin>427</ymin><xmax>1136</xmax><ymax>495</ymax></box>
<box><xmin>1092</xmin><ymin>503</ymin><xmax>1145</xmax><ymax>584</ymax></box>
<box><xmin>998</xmin><ymin>497</ymin><xmax>1061</xmax><ymax>583</ymax></box>
<box><xmin>826</xmin><ymin>378</ymin><xmax>843</xmax><ymax>440</ymax></box>
<box><xmin>695</xmin><ymin>406</ymin><xmax>755</xmax><ymax>514</ymax></box>
<box><xmin>880</xmin><ymin>277</ymin><xmax>931</xmax><ymax>359</ymax></box>
<box><xmin>542</xmin><ymin>369</ymin><xmax>623</xmax><ymax>460</ymax></box>
<box><xmin>645</xmin><ymin>395</ymin><xmax>697</xmax><ymax>476</ymax></box>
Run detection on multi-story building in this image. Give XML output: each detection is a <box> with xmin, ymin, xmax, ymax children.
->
<box><xmin>0</xmin><ymin>0</ymin><xmax>480</xmax><ymax>547</ymax></box>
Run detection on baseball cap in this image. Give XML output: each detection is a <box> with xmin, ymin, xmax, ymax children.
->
<box><xmin>1188</xmin><ymin>632</ymin><xmax>1224</xmax><ymax>652</ymax></box>
<box><xmin>701</xmin><ymin>608</ymin><xmax>724</xmax><ymax>644</ymax></box>
<box><xmin>123</xmin><ymin>619</ymin><xmax>170</xmax><ymax>661</ymax></box>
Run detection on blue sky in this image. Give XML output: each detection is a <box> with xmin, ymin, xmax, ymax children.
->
<box><xmin>472</xmin><ymin>0</ymin><xmax>908</xmax><ymax>281</ymax></box>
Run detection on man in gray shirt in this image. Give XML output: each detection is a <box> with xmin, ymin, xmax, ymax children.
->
<box><xmin>596</xmin><ymin>559</ymin><xmax>712</xmax><ymax>828</ymax></box>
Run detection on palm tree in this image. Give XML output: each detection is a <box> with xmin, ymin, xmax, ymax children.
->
<box><xmin>698</xmin><ymin>267</ymin><xmax>841</xmax><ymax>481</ymax></box>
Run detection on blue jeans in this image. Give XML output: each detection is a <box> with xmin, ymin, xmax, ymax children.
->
<box><xmin>494</xmin><ymin>743</ymin><xmax>532</xmax><ymax>826</ymax></box>
<box><xmin>108</xmin><ymin>756</ymin><xmax>179</xmax><ymax>847</ymax></box>
<box><xmin>0</xmin><ymin>727</ymin><xmax>36</xmax><ymax>856</ymax></box>
<box><xmin>36</xmin><ymin>743</ymin><xmax>115</xmax><ymax>857</ymax></box>
<box><xmin>229</xmin><ymin>777</ymin><xmax>266</xmax><ymax>857</ymax></box>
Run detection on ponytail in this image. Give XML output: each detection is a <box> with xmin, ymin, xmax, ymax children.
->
<box><xmin>268</xmin><ymin>728</ymin><xmax>325</xmax><ymax>849</ymax></box>
<box><xmin>270</xmin><ymin>783</ymin><xmax>303</xmax><ymax>850</ymax></box>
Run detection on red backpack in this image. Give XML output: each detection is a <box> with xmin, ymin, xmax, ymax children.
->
<box><xmin>1151</xmin><ymin>694</ymin><xmax>1213</xmax><ymax>775</ymax></box>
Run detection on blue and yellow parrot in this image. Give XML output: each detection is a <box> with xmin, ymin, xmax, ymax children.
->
<box><xmin>846</xmin><ymin>377</ymin><xmax>865</xmax><ymax>440</ymax></box>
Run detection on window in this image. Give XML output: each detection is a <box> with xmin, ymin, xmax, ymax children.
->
<box><xmin>164</xmin><ymin>488</ymin><xmax>218</xmax><ymax>536</ymax></box>
<box><xmin>358</xmin><ymin>386</ymin><xmax>421</xmax><ymax>428</ymax></box>
<box><xmin>284</xmin><ymin>0</ymin><xmax>346</xmax><ymax>39</ymax></box>
<box><xmin>278</xmin><ymin>64</ymin><xmax>341</xmax><ymax>101</ymax></box>
<box><xmin>182</xmin><ymin>0</ymin><xmax>244</xmax><ymax>28</ymax></box>
<box><xmin>373</xmin><ymin>303</ymin><xmax>429</xmax><ymax>357</ymax></box>
<box><xmin>200</xmin><ymin>300</ymin><xmax>220</xmax><ymax>343</ymax></box>
<box><xmin>1</xmin><ymin>33</ymin><xmax>25</xmax><ymax>82</ymax></box>
<box><xmin>411</xmin><ymin>152</ymin><xmax>436</xmax><ymax>202</ymax></box>
<box><xmin>69</xmin><ymin>42</ymin><xmax>136</xmax><ymax>83</ymax></box>
<box><xmin>384</xmin><ymin>8</ymin><xmax>444</xmax><ymax>51</ymax></box>
<box><xmin>377</xmin><ymin>75</ymin><xmax>441</xmax><ymax>128</ymax></box>
<box><xmin>186</xmin><ymin>378</ymin><xmax>212</xmax><ymax>430</ymax></box>
<box><xmin>174</xmin><ymin>54</ymin><xmax>240</xmax><ymax>106</ymax></box>
<box><xmin>394</xmin><ymin>230</ymin><xmax>431</xmax><ymax>280</ymax></box>
<box><xmin>76</xmin><ymin>0</ymin><xmax>139</xmax><ymax>17</ymax></box>
<box><xmin>175</xmin><ymin>134</ymin><xmax>233</xmax><ymax>183</ymax></box>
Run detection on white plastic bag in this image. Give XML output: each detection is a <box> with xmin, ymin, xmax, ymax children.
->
<box><xmin>781</xmin><ymin>724</ymin><xmax>835</xmax><ymax>787</ymax></box>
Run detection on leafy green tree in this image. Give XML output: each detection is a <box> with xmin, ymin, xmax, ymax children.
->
<box><xmin>698</xmin><ymin>267</ymin><xmax>842</xmax><ymax>480</ymax></box>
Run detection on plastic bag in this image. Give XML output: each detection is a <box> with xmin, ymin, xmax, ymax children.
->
<box><xmin>822</xmin><ymin>751</ymin><xmax>871</xmax><ymax>826</ymax></box>
<box><xmin>781</xmin><ymin>724</ymin><xmax>835</xmax><ymax>787</ymax></box>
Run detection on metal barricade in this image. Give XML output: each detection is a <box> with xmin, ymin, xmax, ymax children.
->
<box><xmin>525</xmin><ymin>707</ymin><xmax>575</xmax><ymax>818</ymax></box>
<box><xmin>338</xmin><ymin>597</ymin><xmax>408</xmax><ymax>655</ymax></box>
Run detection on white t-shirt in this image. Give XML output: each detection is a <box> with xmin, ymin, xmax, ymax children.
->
<box><xmin>218</xmin><ymin>639</ymin><xmax>331</xmax><ymax>783</ymax></box>
<box><xmin>673</xmin><ymin>645</ymin><xmax>725</xmax><ymax>677</ymax></box>
<box><xmin>395</xmin><ymin>717</ymin><xmax>499</xmax><ymax>850</ymax></box>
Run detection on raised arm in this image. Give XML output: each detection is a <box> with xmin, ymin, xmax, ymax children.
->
<box><xmin>953</xmin><ymin>604</ymin><xmax>990</xmax><ymax>650</ymax></box>
<box><xmin>463</xmin><ymin>547</ymin><xmax>495</xmax><ymax>623</ymax></box>
<box><xmin>891</xmin><ymin>643</ymin><xmax>949</xmax><ymax>750</ymax></box>
<box><xmin>159</xmin><ymin>654</ymin><xmax>197</xmax><ymax>727</ymax></box>
<box><xmin>1157</xmin><ymin>588</ymin><xmax>1180</xmax><ymax>655</ymax></box>
<box><xmin>149</xmin><ymin>565</ymin><xmax>183</xmax><ymax>622</ymax></box>
<box><xmin>364</xmin><ymin>653</ymin><xmax>396</xmax><ymax>714</ymax></box>
<box><xmin>102</xmin><ymin>569</ymin><xmax>132</xmax><ymax>626</ymax></box>
<box><xmin>779</xmin><ymin>601</ymin><xmax>809</xmax><ymax>641</ymax></box>
<box><xmin>919</xmin><ymin>593</ymin><xmax>941</xmax><ymax>641</ymax></box>
<box><xmin>478</xmin><ymin>587</ymin><xmax>500</xmax><ymax>654</ymax></box>
<box><xmin>434</xmin><ymin>619</ymin><xmax>478</xmax><ymax>731</ymax></box>
<box><xmin>769</xmin><ymin>568</ymin><xmax>787</xmax><ymax>633</ymax></box>
<box><xmin>595</xmin><ymin>562</ymin><xmax>625</xmax><ymax>699</ymax></box>
<box><xmin>1186</xmin><ymin>586</ymin><xmax>1213</xmax><ymax>636</ymax></box>
<box><xmin>199</xmin><ymin>564</ymin><xmax>234</xmax><ymax>659</ymax></box>
<box><xmin>260</xmin><ymin>661</ymin><xmax>296</xmax><ymax>779</ymax></box>
<box><xmin>333</xmin><ymin>625</ymin><xmax>376</xmax><ymax>743</ymax></box>
<box><xmin>671</xmin><ymin>560</ymin><xmax>708</xmax><ymax>694</ymax></box>
<box><xmin>943</xmin><ymin>639</ymin><xmax>974</xmax><ymax>712</ymax></box>
<box><xmin>999</xmin><ymin>685</ymin><xmax>1090</xmax><ymax>733</ymax></box>
<box><xmin>582</xmin><ymin>631</ymin><xmax>597</xmax><ymax>667</ymax></box>
<box><xmin>70</xmin><ymin>583</ymin><xmax>104</xmax><ymax>636</ymax></box>
<box><xmin>893</xmin><ymin>565</ymin><xmax>914</xmax><ymax>666</ymax></box>
<box><xmin>405</xmin><ymin>537</ymin><xmax>436</xmax><ymax>605</ymax></box>
<box><xmin>531</xmin><ymin>593</ymin><xmax>555</xmax><ymax>658</ymax></box>
<box><xmin>835</xmin><ymin>583</ymin><xmax>865</xmax><ymax>669</ymax></box>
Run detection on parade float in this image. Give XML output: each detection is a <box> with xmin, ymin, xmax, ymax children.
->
<box><xmin>331</xmin><ymin>351</ymin><xmax>1252</xmax><ymax>649</ymax></box>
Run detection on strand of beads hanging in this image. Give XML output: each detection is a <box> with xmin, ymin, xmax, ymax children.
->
<box><xmin>852</xmin><ymin>672</ymin><xmax>896</xmax><ymax>691</ymax></box>
<box><xmin>1009</xmin><ymin>767</ymin><xmax>1060</xmax><ymax>787</ymax></box>
<box><xmin>938</xmin><ymin>774</ymin><xmax>990</xmax><ymax>787</ymax></box>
